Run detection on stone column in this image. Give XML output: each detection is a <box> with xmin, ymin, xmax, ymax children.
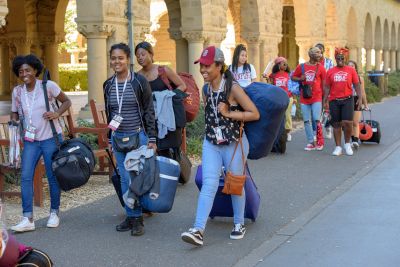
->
<box><xmin>78</xmin><ymin>24</ymin><xmax>114</xmax><ymax>104</ymax></box>
<box><xmin>182</xmin><ymin>31</ymin><xmax>205</xmax><ymax>89</ymax></box>
<box><xmin>397</xmin><ymin>50</ymin><xmax>400</xmax><ymax>71</ymax></box>
<box><xmin>242</xmin><ymin>33</ymin><xmax>261</xmax><ymax>80</ymax></box>
<box><xmin>13</xmin><ymin>38</ymin><xmax>31</xmax><ymax>55</ymax></box>
<box><xmin>0</xmin><ymin>42</ymin><xmax>10</xmax><ymax>95</ymax></box>
<box><xmin>296</xmin><ymin>38</ymin><xmax>312</xmax><ymax>64</ymax></box>
<box><xmin>383</xmin><ymin>49</ymin><xmax>390</xmax><ymax>72</ymax></box>
<box><xmin>365</xmin><ymin>48</ymin><xmax>372</xmax><ymax>72</ymax></box>
<box><xmin>390</xmin><ymin>50</ymin><xmax>396</xmax><ymax>72</ymax></box>
<box><xmin>169</xmin><ymin>29</ymin><xmax>188</xmax><ymax>73</ymax></box>
<box><xmin>43</xmin><ymin>40</ymin><xmax>61</xmax><ymax>83</ymax></box>
<box><xmin>375</xmin><ymin>49</ymin><xmax>382</xmax><ymax>70</ymax></box>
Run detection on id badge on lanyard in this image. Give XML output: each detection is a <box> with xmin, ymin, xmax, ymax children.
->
<box><xmin>108</xmin><ymin>74</ymin><xmax>129</xmax><ymax>131</ymax></box>
<box><xmin>23</xmin><ymin>82</ymin><xmax>38</xmax><ymax>142</ymax></box>
<box><xmin>24</xmin><ymin>125</ymin><xmax>36</xmax><ymax>142</ymax></box>
<box><xmin>209</xmin><ymin>79</ymin><xmax>227</xmax><ymax>144</ymax></box>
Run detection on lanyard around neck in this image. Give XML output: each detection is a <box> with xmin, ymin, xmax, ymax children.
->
<box><xmin>208</xmin><ymin>78</ymin><xmax>225</xmax><ymax>125</ymax></box>
<box><xmin>23</xmin><ymin>80</ymin><xmax>38</xmax><ymax>125</ymax></box>
<box><xmin>115</xmin><ymin>72</ymin><xmax>130</xmax><ymax>114</ymax></box>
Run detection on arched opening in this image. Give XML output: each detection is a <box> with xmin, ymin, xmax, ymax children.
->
<box><xmin>364</xmin><ymin>13</ymin><xmax>374</xmax><ymax>71</ymax></box>
<box><xmin>346</xmin><ymin>7</ymin><xmax>358</xmax><ymax>45</ymax></box>
<box><xmin>149</xmin><ymin>0</ymin><xmax>178</xmax><ymax>71</ymax></box>
<box><xmin>374</xmin><ymin>17</ymin><xmax>382</xmax><ymax>70</ymax></box>
<box><xmin>220</xmin><ymin>7</ymin><xmax>236</xmax><ymax>65</ymax></box>
<box><xmin>383</xmin><ymin>19</ymin><xmax>390</xmax><ymax>71</ymax></box>
<box><xmin>278</xmin><ymin>5</ymin><xmax>298</xmax><ymax>69</ymax></box>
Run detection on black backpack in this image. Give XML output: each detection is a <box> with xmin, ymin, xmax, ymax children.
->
<box><xmin>51</xmin><ymin>138</ymin><xmax>95</xmax><ymax>191</ymax></box>
<box><xmin>17</xmin><ymin>248</ymin><xmax>53</xmax><ymax>267</ymax></box>
<box><xmin>42</xmin><ymin>70</ymin><xmax>95</xmax><ymax>191</ymax></box>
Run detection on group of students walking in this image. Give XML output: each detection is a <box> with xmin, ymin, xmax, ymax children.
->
<box><xmin>8</xmin><ymin>40</ymin><xmax>368</xmax><ymax>247</ymax></box>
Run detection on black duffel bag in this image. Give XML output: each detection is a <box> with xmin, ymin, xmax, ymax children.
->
<box><xmin>42</xmin><ymin>70</ymin><xmax>95</xmax><ymax>191</ymax></box>
<box><xmin>51</xmin><ymin>138</ymin><xmax>95</xmax><ymax>191</ymax></box>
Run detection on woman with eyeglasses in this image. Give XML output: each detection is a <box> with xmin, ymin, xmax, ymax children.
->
<box><xmin>269</xmin><ymin>57</ymin><xmax>294</xmax><ymax>141</ymax></box>
<box><xmin>323</xmin><ymin>48</ymin><xmax>362</xmax><ymax>156</ymax></box>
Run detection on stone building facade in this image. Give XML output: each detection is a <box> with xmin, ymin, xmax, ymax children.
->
<box><xmin>0</xmin><ymin>0</ymin><xmax>400</xmax><ymax>104</ymax></box>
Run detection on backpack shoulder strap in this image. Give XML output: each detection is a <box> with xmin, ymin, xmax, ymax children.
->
<box><xmin>157</xmin><ymin>66</ymin><xmax>173</xmax><ymax>90</ymax></box>
<box><xmin>301</xmin><ymin>63</ymin><xmax>305</xmax><ymax>74</ymax></box>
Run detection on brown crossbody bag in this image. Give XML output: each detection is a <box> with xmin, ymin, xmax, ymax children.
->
<box><xmin>222</xmin><ymin>123</ymin><xmax>246</xmax><ymax>196</ymax></box>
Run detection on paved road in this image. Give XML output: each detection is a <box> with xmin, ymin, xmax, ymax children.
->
<box><xmin>14</xmin><ymin>96</ymin><xmax>400</xmax><ymax>267</ymax></box>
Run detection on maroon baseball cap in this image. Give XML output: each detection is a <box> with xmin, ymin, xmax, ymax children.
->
<box><xmin>194</xmin><ymin>46</ymin><xmax>225</xmax><ymax>65</ymax></box>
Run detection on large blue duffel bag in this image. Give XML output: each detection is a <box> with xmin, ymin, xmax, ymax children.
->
<box><xmin>244</xmin><ymin>82</ymin><xmax>289</xmax><ymax>159</ymax></box>
<box><xmin>140</xmin><ymin>156</ymin><xmax>180</xmax><ymax>213</ymax></box>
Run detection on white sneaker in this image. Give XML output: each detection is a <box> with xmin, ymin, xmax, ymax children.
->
<box><xmin>332</xmin><ymin>146</ymin><xmax>342</xmax><ymax>156</ymax></box>
<box><xmin>344</xmin><ymin>143</ymin><xmax>353</xmax><ymax>156</ymax></box>
<box><xmin>325</xmin><ymin>127</ymin><xmax>332</xmax><ymax>139</ymax></box>
<box><xmin>47</xmin><ymin>212</ymin><xmax>60</xmax><ymax>228</ymax></box>
<box><xmin>287</xmin><ymin>133</ymin><xmax>292</xmax><ymax>142</ymax></box>
<box><xmin>11</xmin><ymin>217</ymin><xmax>35</xmax><ymax>232</ymax></box>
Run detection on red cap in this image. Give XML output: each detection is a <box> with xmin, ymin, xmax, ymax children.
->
<box><xmin>194</xmin><ymin>46</ymin><xmax>225</xmax><ymax>65</ymax></box>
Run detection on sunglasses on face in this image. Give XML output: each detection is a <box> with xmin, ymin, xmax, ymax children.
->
<box><xmin>336</xmin><ymin>56</ymin><xmax>345</xmax><ymax>60</ymax></box>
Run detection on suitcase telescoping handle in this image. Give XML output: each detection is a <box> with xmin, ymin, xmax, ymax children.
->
<box><xmin>361</xmin><ymin>109</ymin><xmax>373</xmax><ymax>126</ymax></box>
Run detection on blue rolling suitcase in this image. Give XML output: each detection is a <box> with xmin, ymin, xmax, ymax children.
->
<box><xmin>194</xmin><ymin>164</ymin><xmax>260</xmax><ymax>222</ymax></box>
<box><xmin>140</xmin><ymin>156</ymin><xmax>180</xmax><ymax>213</ymax></box>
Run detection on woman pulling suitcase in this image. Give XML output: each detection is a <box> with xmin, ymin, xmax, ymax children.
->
<box><xmin>103</xmin><ymin>43</ymin><xmax>157</xmax><ymax>236</ymax></box>
<box><xmin>181</xmin><ymin>46</ymin><xmax>259</xmax><ymax>246</ymax></box>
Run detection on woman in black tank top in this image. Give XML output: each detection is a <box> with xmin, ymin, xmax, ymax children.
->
<box><xmin>181</xmin><ymin>46</ymin><xmax>259</xmax><ymax>246</ymax></box>
<box><xmin>135</xmin><ymin>41</ymin><xmax>187</xmax><ymax>158</ymax></box>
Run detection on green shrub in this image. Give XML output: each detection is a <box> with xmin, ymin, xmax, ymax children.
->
<box><xmin>76</xmin><ymin>118</ymin><xmax>98</xmax><ymax>149</ymax></box>
<box><xmin>186</xmin><ymin>104</ymin><xmax>205</xmax><ymax>157</ymax></box>
<box><xmin>388</xmin><ymin>71</ymin><xmax>400</xmax><ymax>96</ymax></box>
<box><xmin>364</xmin><ymin>77</ymin><xmax>383</xmax><ymax>103</ymax></box>
<box><xmin>59</xmin><ymin>67</ymin><xmax>88</xmax><ymax>92</ymax></box>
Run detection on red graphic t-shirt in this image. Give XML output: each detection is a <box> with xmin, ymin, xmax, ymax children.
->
<box><xmin>326</xmin><ymin>66</ymin><xmax>359</xmax><ymax>101</ymax></box>
<box><xmin>269</xmin><ymin>71</ymin><xmax>292</xmax><ymax>97</ymax></box>
<box><xmin>292</xmin><ymin>63</ymin><xmax>326</xmax><ymax>104</ymax></box>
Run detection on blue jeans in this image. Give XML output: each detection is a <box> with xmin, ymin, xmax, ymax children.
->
<box><xmin>21</xmin><ymin>134</ymin><xmax>62</xmax><ymax>218</ymax></box>
<box><xmin>301</xmin><ymin>102</ymin><xmax>322</xmax><ymax>143</ymax></box>
<box><xmin>194</xmin><ymin>135</ymin><xmax>249</xmax><ymax>231</ymax></box>
<box><xmin>112</xmin><ymin>130</ymin><xmax>147</xmax><ymax>217</ymax></box>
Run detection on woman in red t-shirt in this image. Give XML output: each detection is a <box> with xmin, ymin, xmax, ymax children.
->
<box><xmin>323</xmin><ymin>48</ymin><xmax>362</xmax><ymax>156</ymax></box>
<box><xmin>269</xmin><ymin>57</ymin><xmax>294</xmax><ymax>141</ymax></box>
<box><xmin>291</xmin><ymin>47</ymin><xmax>326</xmax><ymax>151</ymax></box>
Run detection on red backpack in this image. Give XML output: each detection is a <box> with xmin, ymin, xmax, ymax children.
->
<box><xmin>158</xmin><ymin>66</ymin><xmax>200</xmax><ymax>122</ymax></box>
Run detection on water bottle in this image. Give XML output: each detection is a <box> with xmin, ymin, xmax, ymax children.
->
<box><xmin>291</xmin><ymin>104</ymin><xmax>296</xmax><ymax>117</ymax></box>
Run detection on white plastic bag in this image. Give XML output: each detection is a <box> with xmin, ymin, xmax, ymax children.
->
<box><xmin>8</xmin><ymin>121</ymin><xmax>21</xmax><ymax>168</ymax></box>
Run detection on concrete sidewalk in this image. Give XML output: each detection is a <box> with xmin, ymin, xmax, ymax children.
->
<box><xmin>245</xmin><ymin>142</ymin><xmax>400</xmax><ymax>267</ymax></box>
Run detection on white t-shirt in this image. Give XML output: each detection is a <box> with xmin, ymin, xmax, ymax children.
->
<box><xmin>12</xmin><ymin>80</ymin><xmax>63</xmax><ymax>141</ymax></box>
<box><xmin>230</xmin><ymin>64</ymin><xmax>257</xmax><ymax>88</ymax></box>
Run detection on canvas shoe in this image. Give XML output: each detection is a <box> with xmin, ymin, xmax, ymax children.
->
<box><xmin>344</xmin><ymin>143</ymin><xmax>354</xmax><ymax>156</ymax></box>
<box><xmin>47</xmin><ymin>212</ymin><xmax>60</xmax><ymax>228</ymax></box>
<box><xmin>230</xmin><ymin>224</ymin><xmax>246</xmax><ymax>240</ymax></box>
<box><xmin>304</xmin><ymin>143</ymin><xmax>316</xmax><ymax>151</ymax></box>
<box><xmin>11</xmin><ymin>217</ymin><xmax>35</xmax><ymax>232</ymax></box>
<box><xmin>181</xmin><ymin>228</ymin><xmax>204</xmax><ymax>246</ymax></box>
<box><xmin>332</xmin><ymin>146</ymin><xmax>342</xmax><ymax>156</ymax></box>
<box><xmin>325</xmin><ymin>127</ymin><xmax>333</xmax><ymax>139</ymax></box>
<box><xmin>352</xmin><ymin>141</ymin><xmax>360</xmax><ymax>150</ymax></box>
<box><xmin>315</xmin><ymin>144</ymin><xmax>324</xmax><ymax>151</ymax></box>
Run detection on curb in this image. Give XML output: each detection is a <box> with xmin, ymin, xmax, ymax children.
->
<box><xmin>234</xmin><ymin>137</ymin><xmax>400</xmax><ymax>267</ymax></box>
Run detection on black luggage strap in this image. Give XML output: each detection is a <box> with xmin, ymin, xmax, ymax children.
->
<box><xmin>42</xmin><ymin>69</ymin><xmax>61</xmax><ymax>150</ymax></box>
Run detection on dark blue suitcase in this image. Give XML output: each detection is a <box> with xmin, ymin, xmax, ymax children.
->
<box><xmin>140</xmin><ymin>156</ymin><xmax>180</xmax><ymax>213</ymax></box>
<box><xmin>194</xmin><ymin>164</ymin><xmax>260</xmax><ymax>222</ymax></box>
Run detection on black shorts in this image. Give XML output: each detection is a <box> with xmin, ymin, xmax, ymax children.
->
<box><xmin>329</xmin><ymin>96</ymin><xmax>354</xmax><ymax>125</ymax></box>
<box><xmin>354</xmin><ymin>96</ymin><xmax>361</xmax><ymax>111</ymax></box>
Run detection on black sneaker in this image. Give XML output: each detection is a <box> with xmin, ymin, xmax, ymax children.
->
<box><xmin>181</xmin><ymin>228</ymin><xmax>203</xmax><ymax>246</ymax></box>
<box><xmin>230</xmin><ymin>224</ymin><xmax>246</xmax><ymax>240</ymax></box>
<box><xmin>116</xmin><ymin>217</ymin><xmax>134</xmax><ymax>232</ymax></box>
<box><xmin>131</xmin><ymin>216</ymin><xmax>145</xmax><ymax>236</ymax></box>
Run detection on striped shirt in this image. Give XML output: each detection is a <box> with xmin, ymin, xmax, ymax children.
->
<box><xmin>109</xmin><ymin>80</ymin><xmax>142</xmax><ymax>133</ymax></box>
